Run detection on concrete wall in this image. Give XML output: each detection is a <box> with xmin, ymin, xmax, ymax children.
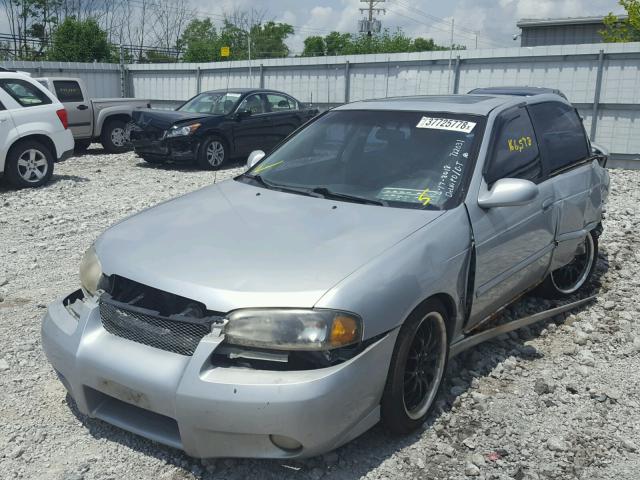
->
<box><xmin>1</xmin><ymin>60</ymin><xmax>122</xmax><ymax>98</ymax></box>
<box><xmin>3</xmin><ymin>42</ymin><xmax>639</xmax><ymax>166</ymax></box>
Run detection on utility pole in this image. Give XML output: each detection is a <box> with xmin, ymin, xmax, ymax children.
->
<box><xmin>359</xmin><ymin>0</ymin><xmax>385</xmax><ymax>37</ymax></box>
<box><xmin>447</xmin><ymin>18</ymin><xmax>454</xmax><ymax>93</ymax></box>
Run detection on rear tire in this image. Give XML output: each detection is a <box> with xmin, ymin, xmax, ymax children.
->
<box><xmin>101</xmin><ymin>119</ymin><xmax>131</xmax><ymax>153</ymax></box>
<box><xmin>196</xmin><ymin>136</ymin><xmax>227</xmax><ymax>170</ymax></box>
<box><xmin>381</xmin><ymin>299</ymin><xmax>449</xmax><ymax>434</ymax></box>
<box><xmin>537</xmin><ymin>230</ymin><xmax>598</xmax><ymax>299</ymax></box>
<box><xmin>4</xmin><ymin>140</ymin><xmax>54</xmax><ymax>188</ymax></box>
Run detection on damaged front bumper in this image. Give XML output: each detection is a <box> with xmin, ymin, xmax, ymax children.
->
<box><xmin>130</xmin><ymin>132</ymin><xmax>199</xmax><ymax>163</ymax></box>
<box><xmin>41</xmin><ymin>290</ymin><xmax>398</xmax><ymax>459</ymax></box>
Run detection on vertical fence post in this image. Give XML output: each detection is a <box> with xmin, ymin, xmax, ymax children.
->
<box><xmin>453</xmin><ymin>55</ymin><xmax>461</xmax><ymax>94</ymax></box>
<box><xmin>196</xmin><ymin>66</ymin><xmax>201</xmax><ymax>94</ymax></box>
<box><xmin>590</xmin><ymin>49</ymin><xmax>605</xmax><ymax>141</ymax></box>
<box><xmin>259</xmin><ymin>63</ymin><xmax>264</xmax><ymax>88</ymax></box>
<box><xmin>385</xmin><ymin>58</ymin><xmax>391</xmax><ymax>97</ymax></box>
<box><xmin>119</xmin><ymin>44</ymin><xmax>126</xmax><ymax>98</ymax></box>
<box><xmin>344</xmin><ymin>61</ymin><xmax>350</xmax><ymax>103</ymax></box>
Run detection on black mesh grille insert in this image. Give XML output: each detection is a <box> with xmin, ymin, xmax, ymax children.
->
<box><xmin>100</xmin><ymin>300</ymin><xmax>213</xmax><ymax>356</ymax></box>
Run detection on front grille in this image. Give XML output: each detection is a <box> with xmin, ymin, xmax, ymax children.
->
<box><xmin>100</xmin><ymin>300</ymin><xmax>214</xmax><ymax>356</ymax></box>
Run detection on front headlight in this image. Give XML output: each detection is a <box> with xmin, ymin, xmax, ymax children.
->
<box><xmin>79</xmin><ymin>245</ymin><xmax>103</xmax><ymax>296</ymax></box>
<box><xmin>223</xmin><ymin>309</ymin><xmax>363</xmax><ymax>351</ymax></box>
<box><xmin>165</xmin><ymin>123</ymin><xmax>201</xmax><ymax>138</ymax></box>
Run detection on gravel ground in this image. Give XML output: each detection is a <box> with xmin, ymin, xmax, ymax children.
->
<box><xmin>0</xmin><ymin>148</ymin><xmax>639</xmax><ymax>480</ymax></box>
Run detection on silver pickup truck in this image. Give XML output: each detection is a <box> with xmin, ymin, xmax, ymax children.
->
<box><xmin>36</xmin><ymin>77</ymin><xmax>150</xmax><ymax>153</ymax></box>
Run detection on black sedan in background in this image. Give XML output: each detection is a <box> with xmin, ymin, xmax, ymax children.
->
<box><xmin>130</xmin><ymin>89</ymin><xmax>318</xmax><ymax>169</ymax></box>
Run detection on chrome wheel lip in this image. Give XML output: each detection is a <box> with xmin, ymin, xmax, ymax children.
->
<box><xmin>110</xmin><ymin>127</ymin><xmax>129</xmax><ymax>147</ymax></box>
<box><xmin>551</xmin><ymin>233</ymin><xmax>595</xmax><ymax>294</ymax></box>
<box><xmin>206</xmin><ymin>141</ymin><xmax>225</xmax><ymax>166</ymax></box>
<box><xmin>402</xmin><ymin>311</ymin><xmax>447</xmax><ymax>420</ymax></box>
<box><xmin>16</xmin><ymin>148</ymin><xmax>48</xmax><ymax>183</ymax></box>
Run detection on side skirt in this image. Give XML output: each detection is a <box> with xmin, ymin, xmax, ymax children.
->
<box><xmin>449</xmin><ymin>295</ymin><xmax>596</xmax><ymax>358</ymax></box>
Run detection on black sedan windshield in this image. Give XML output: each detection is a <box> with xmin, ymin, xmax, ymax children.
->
<box><xmin>179</xmin><ymin>92</ymin><xmax>242</xmax><ymax>115</ymax></box>
<box><xmin>245</xmin><ymin>110</ymin><xmax>482</xmax><ymax>210</ymax></box>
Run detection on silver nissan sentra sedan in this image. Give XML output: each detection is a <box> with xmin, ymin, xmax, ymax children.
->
<box><xmin>42</xmin><ymin>92</ymin><xmax>609</xmax><ymax>459</ymax></box>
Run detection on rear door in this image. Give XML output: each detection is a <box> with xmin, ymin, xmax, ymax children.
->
<box><xmin>528</xmin><ymin>101</ymin><xmax>599</xmax><ymax>270</ymax></box>
<box><xmin>467</xmin><ymin>106</ymin><xmax>556</xmax><ymax>326</ymax></box>
<box><xmin>263</xmin><ymin>93</ymin><xmax>303</xmax><ymax>150</ymax></box>
<box><xmin>0</xmin><ymin>92</ymin><xmax>17</xmax><ymax>170</ymax></box>
<box><xmin>52</xmin><ymin>80</ymin><xmax>92</xmax><ymax>139</ymax></box>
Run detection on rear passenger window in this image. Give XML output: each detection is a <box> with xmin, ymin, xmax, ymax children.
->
<box><xmin>0</xmin><ymin>79</ymin><xmax>52</xmax><ymax>107</ymax></box>
<box><xmin>485</xmin><ymin>107</ymin><xmax>541</xmax><ymax>185</ymax></box>
<box><xmin>266</xmin><ymin>94</ymin><xmax>297</xmax><ymax>112</ymax></box>
<box><xmin>53</xmin><ymin>80</ymin><xmax>84</xmax><ymax>102</ymax></box>
<box><xmin>528</xmin><ymin>102</ymin><xmax>589</xmax><ymax>173</ymax></box>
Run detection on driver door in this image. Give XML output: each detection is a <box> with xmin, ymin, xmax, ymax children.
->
<box><xmin>232</xmin><ymin>93</ymin><xmax>271</xmax><ymax>157</ymax></box>
<box><xmin>466</xmin><ymin>106</ymin><xmax>556</xmax><ymax>327</ymax></box>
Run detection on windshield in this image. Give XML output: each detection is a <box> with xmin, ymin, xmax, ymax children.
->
<box><xmin>243</xmin><ymin>110</ymin><xmax>483</xmax><ymax>210</ymax></box>
<box><xmin>179</xmin><ymin>92</ymin><xmax>242</xmax><ymax>115</ymax></box>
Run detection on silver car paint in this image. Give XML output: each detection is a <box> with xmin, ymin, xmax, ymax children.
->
<box><xmin>95</xmin><ymin>179</ymin><xmax>445</xmax><ymax>314</ymax></box>
<box><xmin>41</xmin><ymin>93</ymin><xmax>610</xmax><ymax>458</ymax></box>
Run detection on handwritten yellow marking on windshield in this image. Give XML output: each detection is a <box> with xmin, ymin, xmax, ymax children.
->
<box><xmin>418</xmin><ymin>188</ymin><xmax>431</xmax><ymax>206</ymax></box>
<box><xmin>253</xmin><ymin>160</ymin><xmax>283</xmax><ymax>174</ymax></box>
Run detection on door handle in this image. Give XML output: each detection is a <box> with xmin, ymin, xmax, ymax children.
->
<box><xmin>542</xmin><ymin>198</ymin><xmax>554</xmax><ymax>211</ymax></box>
<box><xmin>77</xmin><ymin>104</ymin><xmax>88</xmax><ymax>110</ymax></box>
<box><xmin>0</xmin><ymin>116</ymin><xmax>7</xmax><ymax>123</ymax></box>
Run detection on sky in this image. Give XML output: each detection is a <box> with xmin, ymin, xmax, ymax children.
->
<box><xmin>0</xmin><ymin>0</ymin><xmax>625</xmax><ymax>53</ymax></box>
<box><xmin>207</xmin><ymin>0</ymin><xmax>624</xmax><ymax>51</ymax></box>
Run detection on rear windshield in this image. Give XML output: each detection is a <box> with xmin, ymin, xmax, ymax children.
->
<box><xmin>53</xmin><ymin>80</ymin><xmax>84</xmax><ymax>102</ymax></box>
<box><xmin>179</xmin><ymin>92</ymin><xmax>242</xmax><ymax>115</ymax></box>
<box><xmin>0</xmin><ymin>79</ymin><xmax>52</xmax><ymax>107</ymax></box>
<box><xmin>245</xmin><ymin>110</ymin><xmax>483</xmax><ymax>210</ymax></box>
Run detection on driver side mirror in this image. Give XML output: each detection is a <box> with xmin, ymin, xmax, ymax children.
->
<box><xmin>478</xmin><ymin>178</ymin><xmax>539</xmax><ymax>209</ymax></box>
<box><xmin>246</xmin><ymin>150</ymin><xmax>266</xmax><ymax>170</ymax></box>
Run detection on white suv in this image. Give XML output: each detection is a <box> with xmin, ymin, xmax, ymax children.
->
<box><xmin>0</xmin><ymin>71</ymin><xmax>74</xmax><ymax>188</ymax></box>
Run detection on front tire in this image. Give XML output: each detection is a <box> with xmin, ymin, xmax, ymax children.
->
<box><xmin>538</xmin><ymin>230</ymin><xmax>598</xmax><ymax>299</ymax></box>
<box><xmin>381</xmin><ymin>299</ymin><xmax>449</xmax><ymax>434</ymax></box>
<box><xmin>4</xmin><ymin>140</ymin><xmax>54</xmax><ymax>188</ymax></box>
<box><xmin>196</xmin><ymin>137</ymin><xmax>227</xmax><ymax>170</ymax></box>
<box><xmin>101</xmin><ymin>119</ymin><xmax>131</xmax><ymax>153</ymax></box>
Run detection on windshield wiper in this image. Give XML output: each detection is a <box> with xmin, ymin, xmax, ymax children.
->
<box><xmin>311</xmin><ymin>187</ymin><xmax>387</xmax><ymax>206</ymax></box>
<box><xmin>241</xmin><ymin>174</ymin><xmax>321</xmax><ymax>198</ymax></box>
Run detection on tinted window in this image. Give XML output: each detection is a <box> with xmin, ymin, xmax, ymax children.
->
<box><xmin>0</xmin><ymin>79</ymin><xmax>52</xmax><ymax>107</ymax></box>
<box><xmin>528</xmin><ymin>102</ymin><xmax>589</xmax><ymax>173</ymax></box>
<box><xmin>486</xmin><ymin>108</ymin><xmax>541</xmax><ymax>184</ymax></box>
<box><xmin>53</xmin><ymin>80</ymin><xmax>84</xmax><ymax>102</ymax></box>
<box><xmin>237</xmin><ymin>94</ymin><xmax>265</xmax><ymax>114</ymax></box>
<box><xmin>266</xmin><ymin>93</ymin><xmax>297</xmax><ymax>111</ymax></box>
<box><xmin>245</xmin><ymin>110</ymin><xmax>482</xmax><ymax>210</ymax></box>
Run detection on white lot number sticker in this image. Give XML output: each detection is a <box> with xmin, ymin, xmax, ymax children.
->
<box><xmin>416</xmin><ymin>117</ymin><xmax>476</xmax><ymax>133</ymax></box>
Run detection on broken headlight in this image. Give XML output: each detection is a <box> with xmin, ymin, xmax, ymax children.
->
<box><xmin>79</xmin><ymin>245</ymin><xmax>103</xmax><ymax>296</ymax></box>
<box><xmin>165</xmin><ymin>123</ymin><xmax>201</xmax><ymax>138</ymax></box>
<box><xmin>222</xmin><ymin>309</ymin><xmax>362</xmax><ymax>351</ymax></box>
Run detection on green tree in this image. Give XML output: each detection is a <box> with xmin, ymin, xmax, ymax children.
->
<box><xmin>250</xmin><ymin>21</ymin><xmax>294</xmax><ymax>58</ymax></box>
<box><xmin>601</xmin><ymin>0</ymin><xmax>640</xmax><ymax>42</ymax></box>
<box><xmin>181</xmin><ymin>18</ymin><xmax>219</xmax><ymax>62</ymax></box>
<box><xmin>325</xmin><ymin>32</ymin><xmax>351</xmax><ymax>55</ymax></box>
<box><xmin>48</xmin><ymin>17</ymin><xmax>113</xmax><ymax>62</ymax></box>
<box><xmin>302</xmin><ymin>36</ymin><xmax>325</xmax><ymax>56</ymax></box>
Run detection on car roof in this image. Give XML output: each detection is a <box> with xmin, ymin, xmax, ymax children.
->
<box><xmin>334</xmin><ymin>94</ymin><xmax>524</xmax><ymax>116</ymax></box>
<box><xmin>468</xmin><ymin>86</ymin><xmax>568</xmax><ymax>100</ymax></box>
<box><xmin>201</xmin><ymin>88</ymin><xmax>292</xmax><ymax>96</ymax></box>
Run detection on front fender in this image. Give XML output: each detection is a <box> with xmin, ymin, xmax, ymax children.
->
<box><xmin>315</xmin><ymin>206</ymin><xmax>473</xmax><ymax>342</ymax></box>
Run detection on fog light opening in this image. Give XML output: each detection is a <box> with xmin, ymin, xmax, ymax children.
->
<box><xmin>270</xmin><ymin>434</ymin><xmax>303</xmax><ymax>452</ymax></box>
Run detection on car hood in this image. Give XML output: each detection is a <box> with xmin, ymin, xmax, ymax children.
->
<box><xmin>95</xmin><ymin>180</ymin><xmax>444</xmax><ymax>312</ymax></box>
<box><xmin>131</xmin><ymin>109</ymin><xmax>219</xmax><ymax>130</ymax></box>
